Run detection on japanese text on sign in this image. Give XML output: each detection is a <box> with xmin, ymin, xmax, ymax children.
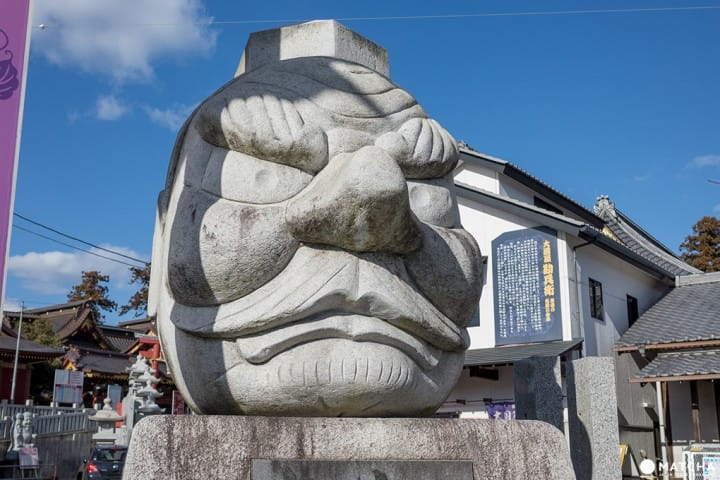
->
<box><xmin>492</xmin><ymin>228</ymin><xmax>562</xmax><ymax>345</ymax></box>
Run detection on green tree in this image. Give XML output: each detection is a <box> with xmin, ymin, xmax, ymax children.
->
<box><xmin>22</xmin><ymin>318</ymin><xmax>63</xmax><ymax>349</ymax></box>
<box><xmin>67</xmin><ymin>270</ymin><xmax>117</xmax><ymax>321</ymax></box>
<box><xmin>119</xmin><ymin>263</ymin><xmax>151</xmax><ymax>317</ymax></box>
<box><xmin>680</xmin><ymin>216</ymin><xmax>720</xmax><ymax>272</ymax></box>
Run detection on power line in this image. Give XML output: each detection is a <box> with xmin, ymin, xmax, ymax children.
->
<box><xmin>33</xmin><ymin>5</ymin><xmax>720</xmax><ymax>29</ymax></box>
<box><xmin>12</xmin><ymin>224</ymin><xmax>142</xmax><ymax>268</ymax></box>
<box><xmin>212</xmin><ymin>5</ymin><xmax>720</xmax><ymax>24</ymax></box>
<box><xmin>13</xmin><ymin>213</ymin><xmax>148</xmax><ymax>265</ymax></box>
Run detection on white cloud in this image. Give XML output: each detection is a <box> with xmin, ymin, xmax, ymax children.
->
<box><xmin>7</xmin><ymin>245</ymin><xmax>147</xmax><ymax>296</ymax></box>
<box><xmin>144</xmin><ymin>103</ymin><xmax>194</xmax><ymax>130</ymax></box>
<box><xmin>692</xmin><ymin>154</ymin><xmax>720</xmax><ymax>167</ymax></box>
<box><xmin>32</xmin><ymin>0</ymin><xmax>217</xmax><ymax>82</ymax></box>
<box><xmin>96</xmin><ymin>94</ymin><xmax>130</xmax><ymax>120</ymax></box>
<box><xmin>714</xmin><ymin>204</ymin><xmax>720</xmax><ymax>213</ymax></box>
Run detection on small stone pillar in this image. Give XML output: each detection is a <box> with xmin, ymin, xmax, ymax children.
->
<box><xmin>235</xmin><ymin>20</ymin><xmax>389</xmax><ymax>77</ymax></box>
<box><xmin>567</xmin><ymin>357</ymin><xmax>621</xmax><ymax>480</ymax></box>
<box><xmin>513</xmin><ymin>355</ymin><xmax>564</xmax><ymax>431</ymax></box>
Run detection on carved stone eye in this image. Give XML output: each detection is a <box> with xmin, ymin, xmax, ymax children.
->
<box><xmin>201</xmin><ymin>147</ymin><xmax>312</xmax><ymax>204</ymax></box>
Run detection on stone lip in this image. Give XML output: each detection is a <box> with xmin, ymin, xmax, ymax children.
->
<box><xmin>236</xmin><ymin>20</ymin><xmax>389</xmax><ymax>77</ymax></box>
<box><xmin>123</xmin><ymin>415</ymin><xmax>576</xmax><ymax>479</ymax></box>
<box><xmin>168</xmin><ymin>247</ymin><xmax>469</xmax><ymax>353</ymax></box>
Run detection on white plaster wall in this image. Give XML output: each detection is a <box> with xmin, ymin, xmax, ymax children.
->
<box><xmin>454</xmin><ymin>163</ymin><xmax>499</xmax><ymax>194</ymax></box>
<box><xmin>498</xmin><ymin>177</ymin><xmax>533</xmax><ymax>205</ymax></box>
<box><xmin>439</xmin><ymin>365</ymin><xmax>515</xmax><ymax>415</ymax></box>
<box><xmin>572</xmin><ymin>241</ymin><xmax>669</xmax><ymax>357</ymax></box>
<box><xmin>458</xmin><ymin>197</ymin><xmax>559</xmax><ymax>349</ymax></box>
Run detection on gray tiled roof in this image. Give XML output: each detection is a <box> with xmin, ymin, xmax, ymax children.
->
<box><xmin>74</xmin><ymin>349</ymin><xmax>132</xmax><ymax>376</ymax></box>
<box><xmin>0</xmin><ymin>336</ymin><xmax>63</xmax><ymax>357</ymax></box>
<box><xmin>634</xmin><ymin>349</ymin><xmax>720</xmax><ymax>380</ymax></box>
<box><xmin>464</xmin><ymin>339</ymin><xmax>583</xmax><ymax>366</ymax></box>
<box><xmin>594</xmin><ymin>196</ymin><xmax>700</xmax><ymax>277</ymax></box>
<box><xmin>617</xmin><ymin>277</ymin><xmax>720</xmax><ymax>347</ymax></box>
<box><xmin>100</xmin><ymin>326</ymin><xmax>139</xmax><ymax>352</ymax></box>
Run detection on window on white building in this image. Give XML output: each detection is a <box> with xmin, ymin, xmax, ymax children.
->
<box><xmin>626</xmin><ymin>295</ymin><xmax>639</xmax><ymax>326</ymax></box>
<box><xmin>589</xmin><ymin>278</ymin><xmax>604</xmax><ymax>320</ymax></box>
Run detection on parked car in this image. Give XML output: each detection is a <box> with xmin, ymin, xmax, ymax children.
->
<box><xmin>76</xmin><ymin>445</ymin><xmax>127</xmax><ymax>480</ymax></box>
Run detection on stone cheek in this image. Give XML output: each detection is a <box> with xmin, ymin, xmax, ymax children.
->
<box><xmin>407</xmin><ymin>174</ymin><xmax>461</xmax><ymax>228</ymax></box>
<box><xmin>404</xmin><ymin>224</ymin><xmax>483</xmax><ymax>326</ymax></box>
<box><xmin>167</xmin><ymin>190</ymin><xmax>297</xmax><ymax>306</ymax></box>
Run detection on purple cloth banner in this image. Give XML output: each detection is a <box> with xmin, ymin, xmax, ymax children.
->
<box><xmin>486</xmin><ymin>402</ymin><xmax>516</xmax><ymax>420</ymax></box>
<box><xmin>0</xmin><ymin>0</ymin><xmax>31</xmax><ymax>306</ymax></box>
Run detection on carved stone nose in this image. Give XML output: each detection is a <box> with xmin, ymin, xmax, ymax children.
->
<box><xmin>285</xmin><ymin>145</ymin><xmax>422</xmax><ymax>253</ymax></box>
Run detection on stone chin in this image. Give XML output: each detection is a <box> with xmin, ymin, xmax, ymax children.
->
<box><xmin>158</xmin><ymin>311</ymin><xmax>464</xmax><ymax>417</ymax></box>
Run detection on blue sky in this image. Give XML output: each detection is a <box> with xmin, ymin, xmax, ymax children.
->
<box><xmin>4</xmin><ymin>0</ymin><xmax>720</xmax><ymax>320</ymax></box>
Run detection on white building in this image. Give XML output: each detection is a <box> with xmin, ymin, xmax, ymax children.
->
<box><xmin>443</xmin><ymin>146</ymin><xmax>699</xmax><ymax>470</ymax></box>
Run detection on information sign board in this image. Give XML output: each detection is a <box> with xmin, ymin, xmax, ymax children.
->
<box><xmin>492</xmin><ymin>227</ymin><xmax>562</xmax><ymax>345</ymax></box>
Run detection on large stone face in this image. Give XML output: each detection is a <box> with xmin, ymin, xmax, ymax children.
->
<box><xmin>149</xmin><ymin>20</ymin><xmax>483</xmax><ymax>416</ymax></box>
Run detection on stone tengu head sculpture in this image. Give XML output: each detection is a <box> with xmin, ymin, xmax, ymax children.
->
<box><xmin>149</xmin><ymin>20</ymin><xmax>482</xmax><ymax>416</ymax></box>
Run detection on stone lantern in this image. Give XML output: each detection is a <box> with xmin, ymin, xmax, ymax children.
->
<box><xmin>89</xmin><ymin>398</ymin><xmax>125</xmax><ymax>445</ymax></box>
<box><xmin>135</xmin><ymin>369</ymin><xmax>162</xmax><ymax>415</ymax></box>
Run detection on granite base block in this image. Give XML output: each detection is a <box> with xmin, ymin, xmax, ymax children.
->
<box><xmin>123</xmin><ymin>416</ymin><xmax>576</xmax><ymax>480</ymax></box>
<box><xmin>252</xmin><ymin>459</ymin><xmax>474</xmax><ymax>479</ymax></box>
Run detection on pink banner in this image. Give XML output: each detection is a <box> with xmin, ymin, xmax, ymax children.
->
<box><xmin>0</xmin><ymin>0</ymin><xmax>31</xmax><ymax>307</ymax></box>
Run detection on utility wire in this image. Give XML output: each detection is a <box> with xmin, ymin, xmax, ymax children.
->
<box><xmin>211</xmin><ymin>5</ymin><xmax>720</xmax><ymax>24</ymax></box>
<box><xmin>13</xmin><ymin>213</ymin><xmax>148</xmax><ymax>265</ymax></box>
<box><xmin>12</xmin><ymin>224</ymin><xmax>142</xmax><ymax>268</ymax></box>
<box><xmin>32</xmin><ymin>5</ymin><xmax>720</xmax><ymax>29</ymax></box>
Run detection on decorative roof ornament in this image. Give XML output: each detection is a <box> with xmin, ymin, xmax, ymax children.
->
<box><xmin>594</xmin><ymin>195</ymin><xmax>617</xmax><ymax>220</ymax></box>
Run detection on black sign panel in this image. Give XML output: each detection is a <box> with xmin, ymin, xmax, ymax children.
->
<box><xmin>492</xmin><ymin>227</ymin><xmax>562</xmax><ymax>345</ymax></box>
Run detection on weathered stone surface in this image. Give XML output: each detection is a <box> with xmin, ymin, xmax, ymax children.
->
<box><xmin>567</xmin><ymin>357</ymin><xmax>621</xmax><ymax>480</ymax></box>
<box><xmin>252</xmin><ymin>459</ymin><xmax>474</xmax><ymax>479</ymax></box>
<box><xmin>285</xmin><ymin>145</ymin><xmax>422</xmax><ymax>253</ymax></box>
<box><xmin>514</xmin><ymin>355</ymin><xmax>564</xmax><ymax>432</ymax></box>
<box><xmin>123</xmin><ymin>416</ymin><xmax>576</xmax><ymax>480</ymax></box>
<box><xmin>149</xmin><ymin>20</ymin><xmax>482</xmax><ymax>416</ymax></box>
<box><xmin>236</xmin><ymin>20</ymin><xmax>389</xmax><ymax>77</ymax></box>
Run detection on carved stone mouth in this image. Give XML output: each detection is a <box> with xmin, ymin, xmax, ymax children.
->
<box><xmin>235</xmin><ymin>314</ymin><xmax>443</xmax><ymax>371</ymax></box>
<box><xmin>169</xmin><ymin>246</ymin><xmax>468</xmax><ymax>352</ymax></box>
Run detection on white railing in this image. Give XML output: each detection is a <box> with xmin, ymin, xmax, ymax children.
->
<box><xmin>0</xmin><ymin>401</ymin><xmax>91</xmax><ymax>419</ymax></box>
<box><xmin>0</xmin><ymin>417</ymin><xmax>11</xmax><ymax>439</ymax></box>
<box><xmin>0</xmin><ymin>403</ymin><xmax>96</xmax><ymax>440</ymax></box>
<box><xmin>32</xmin><ymin>411</ymin><xmax>94</xmax><ymax>437</ymax></box>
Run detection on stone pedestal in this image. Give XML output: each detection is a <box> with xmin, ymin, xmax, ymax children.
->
<box><xmin>123</xmin><ymin>416</ymin><xmax>575</xmax><ymax>479</ymax></box>
<box><xmin>513</xmin><ymin>355</ymin><xmax>564</xmax><ymax>432</ymax></box>
<box><xmin>567</xmin><ymin>357</ymin><xmax>621</xmax><ymax>480</ymax></box>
